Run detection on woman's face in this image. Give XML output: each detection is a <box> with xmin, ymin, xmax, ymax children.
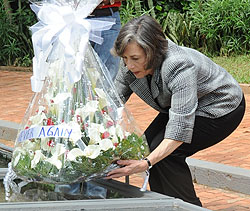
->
<box><xmin>122</xmin><ymin>41</ymin><xmax>154</xmax><ymax>78</ymax></box>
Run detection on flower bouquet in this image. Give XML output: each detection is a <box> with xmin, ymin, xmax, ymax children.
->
<box><xmin>11</xmin><ymin>0</ymin><xmax>149</xmax><ymax>184</ymax></box>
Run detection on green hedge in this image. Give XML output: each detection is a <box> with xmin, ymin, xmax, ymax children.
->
<box><xmin>187</xmin><ymin>0</ymin><xmax>250</xmax><ymax>56</ymax></box>
<box><xmin>0</xmin><ymin>0</ymin><xmax>36</xmax><ymax>66</ymax></box>
<box><xmin>0</xmin><ymin>0</ymin><xmax>249</xmax><ymax>66</ymax></box>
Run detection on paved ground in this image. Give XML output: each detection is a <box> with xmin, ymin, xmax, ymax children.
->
<box><xmin>0</xmin><ymin>70</ymin><xmax>250</xmax><ymax>210</ymax></box>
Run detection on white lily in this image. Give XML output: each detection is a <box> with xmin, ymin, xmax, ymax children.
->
<box><xmin>95</xmin><ymin>88</ymin><xmax>106</xmax><ymax>99</ymax></box>
<box><xmin>67</xmin><ymin>148</ymin><xmax>85</xmax><ymax>161</ymax></box>
<box><xmin>46</xmin><ymin>155</ymin><xmax>62</xmax><ymax>169</ymax></box>
<box><xmin>67</xmin><ymin>121</ymin><xmax>82</xmax><ymax>144</ymax></box>
<box><xmin>22</xmin><ymin>139</ymin><xmax>40</xmax><ymax>152</ymax></box>
<box><xmin>83</xmin><ymin>145</ymin><xmax>101</xmax><ymax>159</ymax></box>
<box><xmin>95</xmin><ymin>88</ymin><xmax>108</xmax><ymax>108</ymax></box>
<box><xmin>29</xmin><ymin>106</ymin><xmax>47</xmax><ymax>125</ymax></box>
<box><xmin>107</xmin><ymin>126</ymin><xmax>118</xmax><ymax>143</ymax></box>
<box><xmin>31</xmin><ymin>150</ymin><xmax>45</xmax><ymax>168</ymax></box>
<box><xmin>40</xmin><ymin>138</ymin><xmax>51</xmax><ymax>151</ymax></box>
<box><xmin>116</xmin><ymin>124</ymin><xmax>125</xmax><ymax>140</ymax></box>
<box><xmin>52</xmin><ymin>92</ymin><xmax>72</xmax><ymax>104</ymax></box>
<box><xmin>43</xmin><ymin>143</ymin><xmax>66</xmax><ymax>169</ymax></box>
<box><xmin>84</xmin><ymin>101</ymin><xmax>99</xmax><ymax>113</ymax></box>
<box><xmin>99</xmin><ymin>138</ymin><xmax>114</xmax><ymax>151</ymax></box>
<box><xmin>88</xmin><ymin>123</ymin><xmax>105</xmax><ymax>144</ymax></box>
<box><xmin>51</xmin><ymin>143</ymin><xmax>66</xmax><ymax>157</ymax></box>
<box><xmin>87</xmin><ymin>68</ymin><xmax>100</xmax><ymax>87</ymax></box>
<box><xmin>12</xmin><ymin>147</ymin><xmax>26</xmax><ymax>167</ymax></box>
<box><xmin>74</xmin><ymin>100</ymin><xmax>99</xmax><ymax>121</ymax></box>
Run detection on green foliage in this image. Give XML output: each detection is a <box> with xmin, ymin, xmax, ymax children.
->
<box><xmin>119</xmin><ymin>0</ymin><xmax>151</xmax><ymax>25</ymax></box>
<box><xmin>187</xmin><ymin>0</ymin><xmax>250</xmax><ymax>56</ymax></box>
<box><xmin>114</xmin><ymin>133</ymin><xmax>149</xmax><ymax>160</ymax></box>
<box><xmin>1</xmin><ymin>0</ymin><xmax>249</xmax><ymax>66</ymax></box>
<box><xmin>0</xmin><ymin>0</ymin><xmax>36</xmax><ymax>66</ymax></box>
<box><xmin>157</xmin><ymin>11</ymin><xmax>199</xmax><ymax>49</ymax></box>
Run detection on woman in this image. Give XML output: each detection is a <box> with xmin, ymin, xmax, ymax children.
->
<box><xmin>106</xmin><ymin>15</ymin><xmax>245</xmax><ymax>206</ymax></box>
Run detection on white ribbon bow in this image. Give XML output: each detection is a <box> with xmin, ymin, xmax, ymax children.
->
<box><xmin>30</xmin><ymin>1</ymin><xmax>115</xmax><ymax>92</ymax></box>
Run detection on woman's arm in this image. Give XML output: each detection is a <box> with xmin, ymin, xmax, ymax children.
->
<box><xmin>106</xmin><ymin>138</ymin><xmax>183</xmax><ymax>179</ymax></box>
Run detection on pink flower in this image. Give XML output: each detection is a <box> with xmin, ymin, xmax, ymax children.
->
<box><xmin>101</xmin><ymin>131</ymin><xmax>110</xmax><ymax>139</ymax></box>
<box><xmin>106</xmin><ymin>120</ymin><xmax>114</xmax><ymax>128</ymax></box>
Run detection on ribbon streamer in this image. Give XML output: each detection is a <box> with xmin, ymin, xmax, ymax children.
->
<box><xmin>30</xmin><ymin>0</ymin><xmax>115</xmax><ymax>92</ymax></box>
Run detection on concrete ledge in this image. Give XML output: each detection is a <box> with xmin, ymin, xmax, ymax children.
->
<box><xmin>0</xmin><ymin>120</ymin><xmax>21</xmax><ymax>142</ymax></box>
<box><xmin>1</xmin><ymin>121</ymin><xmax>250</xmax><ymax>196</ymax></box>
<box><xmin>0</xmin><ymin>198</ymin><xmax>209</xmax><ymax>211</ymax></box>
<box><xmin>187</xmin><ymin>158</ymin><xmax>250</xmax><ymax>195</ymax></box>
<box><xmin>0</xmin><ymin>169</ymin><xmax>209</xmax><ymax>211</ymax></box>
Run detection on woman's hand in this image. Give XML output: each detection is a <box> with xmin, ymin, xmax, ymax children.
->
<box><xmin>106</xmin><ymin>159</ymin><xmax>148</xmax><ymax>179</ymax></box>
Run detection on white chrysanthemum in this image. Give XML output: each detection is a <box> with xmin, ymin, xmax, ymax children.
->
<box><xmin>67</xmin><ymin>148</ymin><xmax>85</xmax><ymax>161</ymax></box>
<box><xmin>99</xmin><ymin>139</ymin><xmax>114</xmax><ymax>151</ymax></box>
<box><xmin>83</xmin><ymin>145</ymin><xmax>101</xmax><ymax>159</ymax></box>
<box><xmin>31</xmin><ymin>150</ymin><xmax>45</xmax><ymax>168</ymax></box>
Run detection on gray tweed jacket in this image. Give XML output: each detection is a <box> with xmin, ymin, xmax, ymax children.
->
<box><xmin>114</xmin><ymin>39</ymin><xmax>243</xmax><ymax>143</ymax></box>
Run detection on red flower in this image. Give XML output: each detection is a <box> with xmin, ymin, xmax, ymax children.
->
<box><xmin>113</xmin><ymin>142</ymin><xmax>118</xmax><ymax>147</ymax></box>
<box><xmin>101</xmin><ymin>131</ymin><xmax>110</xmax><ymax>139</ymax></box>
<box><xmin>82</xmin><ymin>123</ymin><xmax>88</xmax><ymax>130</ymax></box>
<box><xmin>47</xmin><ymin>118</ymin><xmax>54</xmax><ymax>125</ymax></box>
<box><xmin>47</xmin><ymin>139</ymin><xmax>55</xmax><ymax>147</ymax></box>
<box><xmin>76</xmin><ymin>115</ymin><xmax>82</xmax><ymax>123</ymax></box>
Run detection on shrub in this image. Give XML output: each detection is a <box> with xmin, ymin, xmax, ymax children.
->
<box><xmin>187</xmin><ymin>0</ymin><xmax>250</xmax><ymax>56</ymax></box>
<box><xmin>0</xmin><ymin>0</ymin><xmax>36</xmax><ymax>66</ymax></box>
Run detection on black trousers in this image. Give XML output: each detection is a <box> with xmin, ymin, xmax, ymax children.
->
<box><xmin>144</xmin><ymin>96</ymin><xmax>246</xmax><ymax>206</ymax></box>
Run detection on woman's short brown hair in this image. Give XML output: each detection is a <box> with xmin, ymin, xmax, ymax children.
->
<box><xmin>111</xmin><ymin>15</ymin><xmax>168</xmax><ymax>70</ymax></box>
